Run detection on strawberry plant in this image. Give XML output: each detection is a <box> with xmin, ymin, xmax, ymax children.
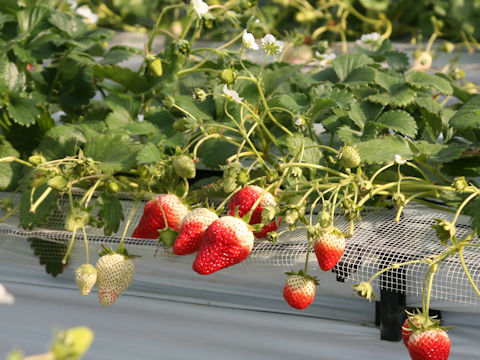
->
<box><xmin>2</xmin><ymin>1</ymin><xmax>480</xmax><ymax>358</ymax></box>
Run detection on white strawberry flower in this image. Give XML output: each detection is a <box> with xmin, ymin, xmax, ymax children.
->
<box><xmin>262</xmin><ymin>34</ymin><xmax>284</xmax><ymax>55</ymax></box>
<box><xmin>0</xmin><ymin>283</ymin><xmax>14</xmax><ymax>305</ymax></box>
<box><xmin>76</xmin><ymin>5</ymin><xmax>99</xmax><ymax>24</ymax></box>
<box><xmin>192</xmin><ymin>0</ymin><xmax>209</xmax><ymax>17</ymax></box>
<box><xmin>242</xmin><ymin>30</ymin><xmax>259</xmax><ymax>50</ymax></box>
<box><xmin>223</xmin><ymin>85</ymin><xmax>243</xmax><ymax>103</ymax></box>
<box><xmin>395</xmin><ymin>154</ymin><xmax>407</xmax><ymax>165</ymax></box>
<box><xmin>356</xmin><ymin>32</ymin><xmax>382</xmax><ymax>50</ymax></box>
<box><xmin>315</xmin><ymin>52</ymin><xmax>336</xmax><ymax>67</ymax></box>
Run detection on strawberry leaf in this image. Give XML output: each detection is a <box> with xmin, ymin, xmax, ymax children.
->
<box><xmin>84</xmin><ymin>133</ymin><xmax>141</xmax><ymax>171</ymax></box>
<box><xmin>0</xmin><ymin>137</ymin><xmax>21</xmax><ymax>190</ymax></box>
<box><xmin>97</xmin><ymin>193</ymin><xmax>124</xmax><ymax>236</ymax></box>
<box><xmin>20</xmin><ymin>184</ymin><xmax>58</xmax><ymax>229</ymax></box>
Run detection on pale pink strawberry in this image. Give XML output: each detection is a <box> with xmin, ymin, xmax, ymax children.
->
<box><xmin>96</xmin><ymin>253</ymin><xmax>135</xmax><ymax>306</ymax></box>
<box><xmin>132</xmin><ymin>194</ymin><xmax>188</xmax><ymax>239</ymax></box>
<box><xmin>193</xmin><ymin>216</ymin><xmax>254</xmax><ymax>274</ymax></box>
<box><xmin>283</xmin><ymin>271</ymin><xmax>318</xmax><ymax>310</ymax></box>
<box><xmin>313</xmin><ymin>227</ymin><xmax>346</xmax><ymax>271</ymax></box>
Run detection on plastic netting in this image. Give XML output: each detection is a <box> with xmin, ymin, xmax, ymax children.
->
<box><xmin>1</xmin><ymin>191</ymin><xmax>480</xmax><ymax>306</ymax></box>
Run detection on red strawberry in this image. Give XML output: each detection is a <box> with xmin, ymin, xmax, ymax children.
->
<box><xmin>96</xmin><ymin>252</ymin><xmax>135</xmax><ymax>306</ymax></box>
<box><xmin>193</xmin><ymin>216</ymin><xmax>254</xmax><ymax>275</ymax></box>
<box><xmin>313</xmin><ymin>227</ymin><xmax>346</xmax><ymax>271</ymax></box>
<box><xmin>132</xmin><ymin>194</ymin><xmax>188</xmax><ymax>239</ymax></box>
<box><xmin>173</xmin><ymin>208</ymin><xmax>218</xmax><ymax>255</ymax></box>
<box><xmin>228</xmin><ymin>185</ymin><xmax>279</xmax><ymax>239</ymax></box>
<box><xmin>407</xmin><ymin>328</ymin><xmax>450</xmax><ymax>360</ymax></box>
<box><xmin>283</xmin><ymin>271</ymin><xmax>318</xmax><ymax>310</ymax></box>
<box><xmin>402</xmin><ymin>314</ymin><xmax>423</xmax><ymax>345</ymax></box>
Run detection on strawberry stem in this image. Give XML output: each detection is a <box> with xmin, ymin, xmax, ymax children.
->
<box><xmin>423</xmin><ymin>263</ymin><xmax>438</xmax><ymax>321</ymax></box>
<box><xmin>118</xmin><ymin>199</ymin><xmax>139</xmax><ymax>253</ymax></box>
<box><xmin>82</xmin><ymin>225</ymin><xmax>90</xmax><ymax>265</ymax></box>
<box><xmin>62</xmin><ymin>225</ymin><xmax>76</xmax><ymax>265</ymax></box>
<box><xmin>30</xmin><ymin>186</ymin><xmax>53</xmax><ymax>214</ymax></box>
<box><xmin>304</xmin><ymin>238</ymin><xmax>313</xmax><ymax>273</ymax></box>
<box><xmin>451</xmin><ymin>191</ymin><xmax>479</xmax><ymax>227</ymax></box>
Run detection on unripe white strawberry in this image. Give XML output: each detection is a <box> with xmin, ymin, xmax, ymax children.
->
<box><xmin>96</xmin><ymin>253</ymin><xmax>135</xmax><ymax>306</ymax></box>
<box><xmin>338</xmin><ymin>145</ymin><xmax>361</xmax><ymax>168</ymax></box>
<box><xmin>75</xmin><ymin>264</ymin><xmax>97</xmax><ymax>296</ymax></box>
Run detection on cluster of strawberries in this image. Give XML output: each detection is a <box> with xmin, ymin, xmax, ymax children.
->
<box><xmin>132</xmin><ymin>185</ymin><xmax>280</xmax><ymax>274</ymax></box>
<box><xmin>132</xmin><ymin>185</ymin><xmax>348</xmax><ymax>313</ymax></box>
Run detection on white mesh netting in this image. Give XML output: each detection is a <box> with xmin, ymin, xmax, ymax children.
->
<box><xmin>1</xmin><ymin>191</ymin><xmax>480</xmax><ymax>306</ymax></box>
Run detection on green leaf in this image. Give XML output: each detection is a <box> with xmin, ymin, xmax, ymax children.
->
<box><xmin>384</xmin><ymin>50</ymin><xmax>409</xmax><ymax>71</ymax></box>
<box><xmin>464</xmin><ymin>199</ymin><xmax>480</xmax><ymax>232</ymax></box>
<box><xmin>281</xmin><ymin>133</ymin><xmax>322</xmax><ymax>165</ymax></box>
<box><xmin>37</xmin><ymin>125</ymin><xmax>87</xmax><ymax>160</ymax></box>
<box><xmin>414</xmin><ymin>96</ymin><xmax>442</xmax><ymax>115</ymax></box>
<box><xmin>376</xmin><ymin>110</ymin><xmax>417</xmax><ymax>137</ymax></box>
<box><xmin>17</xmin><ymin>5</ymin><xmax>52</xmax><ymax>33</ymax></box>
<box><xmin>368</xmin><ymin>85</ymin><xmax>416</xmax><ymax>107</ymax></box>
<box><xmin>442</xmin><ymin>157</ymin><xmax>480</xmax><ymax>177</ymax></box>
<box><xmin>97</xmin><ymin>193</ymin><xmax>124</xmax><ymax>236</ymax></box>
<box><xmin>348</xmin><ymin>101</ymin><xmax>383</xmax><ymax>129</ymax></box>
<box><xmin>123</xmin><ymin>122</ymin><xmax>159</xmax><ymax>136</ymax></box>
<box><xmin>355</xmin><ymin>136</ymin><xmax>414</xmax><ymax>164</ymax></box>
<box><xmin>7</xmin><ymin>96</ymin><xmax>39</xmax><ymax>127</ymax></box>
<box><xmin>100</xmin><ymin>47</ymin><xmax>136</xmax><ymax>65</ymax></box>
<box><xmin>105</xmin><ymin>109</ymin><xmax>132</xmax><ymax>128</ymax></box>
<box><xmin>174</xmin><ymin>95</ymin><xmax>213</xmax><ymax>121</ymax></box>
<box><xmin>343</xmin><ymin>66</ymin><xmax>376</xmax><ymax>87</ymax></box>
<box><xmin>337</xmin><ymin>123</ymin><xmax>377</xmax><ymax>143</ymax></box>
<box><xmin>28</xmin><ymin>237</ymin><xmax>68</xmax><ymax>277</ymax></box>
<box><xmin>332</xmin><ymin>53</ymin><xmax>374</xmax><ymax>81</ymax></box>
<box><xmin>268</xmin><ymin>93</ymin><xmax>309</xmax><ymax>114</ymax></box>
<box><xmin>197</xmin><ymin>137</ymin><xmax>237</xmax><ymax>169</ymax></box>
<box><xmin>0</xmin><ymin>59</ymin><xmax>23</xmax><ymax>94</ymax></box>
<box><xmin>57</xmin><ymin>66</ymin><xmax>96</xmax><ymax>109</ymax></box>
<box><xmin>105</xmin><ymin>93</ymin><xmax>141</xmax><ymax>119</ymax></box>
<box><xmin>20</xmin><ymin>184</ymin><xmax>58</xmax><ymax>229</ymax></box>
<box><xmin>49</xmin><ymin>11</ymin><xmax>87</xmax><ymax>39</ymax></box>
<box><xmin>84</xmin><ymin>133</ymin><xmax>141</xmax><ymax>171</ymax></box>
<box><xmin>93</xmin><ymin>64</ymin><xmax>148</xmax><ymax>94</ymax></box>
<box><xmin>137</xmin><ymin>142</ymin><xmax>163</xmax><ymax>163</ymax></box>
<box><xmin>406</xmin><ymin>71</ymin><xmax>453</xmax><ymax>95</ymax></box>
<box><xmin>0</xmin><ymin>137</ymin><xmax>20</xmax><ymax>190</ymax></box>
<box><xmin>449</xmin><ymin>95</ymin><xmax>480</xmax><ymax>131</ymax></box>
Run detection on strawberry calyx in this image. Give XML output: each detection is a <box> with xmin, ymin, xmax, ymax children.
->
<box><xmin>99</xmin><ymin>244</ymin><xmax>139</xmax><ymax>259</ymax></box>
<box><xmin>158</xmin><ymin>227</ymin><xmax>178</xmax><ymax>248</ymax></box>
<box><xmin>284</xmin><ymin>269</ymin><xmax>320</xmax><ymax>286</ymax></box>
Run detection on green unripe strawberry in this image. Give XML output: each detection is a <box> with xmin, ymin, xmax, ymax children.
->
<box><xmin>147</xmin><ymin>57</ymin><xmax>163</xmax><ymax>77</ymax></box>
<box><xmin>47</xmin><ymin>175</ymin><xmax>69</xmax><ymax>192</ymax></box>
<box><xmin>220</xmin><ymin>68</ymin><xmax>236</xmax><ymax>85</ymax></box>
<box><xmin>236</xmin><ymin>168</ymin><xmax>250</xmax><ymax>185</ymax></box>
<box><xmin>28</xmin><ymin>154</ymin><xmax>45</xmax><ymax>166</ymax></box>
<box><xmin>172</xmin><ymin>155</ymin><xmax>196</xmax><ymax>179</ymax></box>
<box><xmin>107</xmin><ymin>181</ymin><xmax>120</xmax><ymax>194</ymax></box>
<box><xmin>338</xmin><ymin>145</ymin><xmax>361</xmax><ymax>168</ymax></box>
